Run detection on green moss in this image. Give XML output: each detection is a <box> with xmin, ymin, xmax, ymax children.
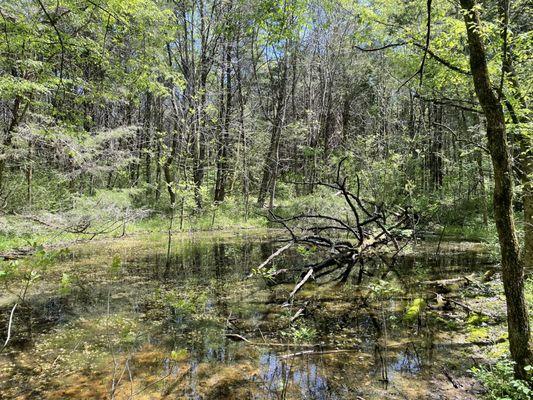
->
<box><xmin>468</xmin><ymin>326</ymin><xmax>489</xmax><ymax>342</ymax></box>
<box><xmin>404</xmin><ymin>298</ymin><xmax>425</xmax><ymax>322</ymax></box>
<box><xmin>466</xmin><ymin>314</ymin><xmax>490</xmax><ymax>326</ymax></box>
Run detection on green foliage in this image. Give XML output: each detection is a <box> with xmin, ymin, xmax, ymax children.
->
<box><xmin>472</xmin><ymin>358</ymin><xmax>532</xmax><ymax>400</ymax></box>
<box><xmin>109</xmin><ymin>254</ymin><xmax>122</xmax><ymax>277</ymax></box>
<box><xmin>59</xmin><ymin>273</ymin><xmax>72</xmax><ymax>295</ymax></box>
<box><xmin>169</xmin><ymin>348</ymin><xmax>188</xmax><ymax>362</ymax></box>
<box><xmin>250</xmin><ymin>266</ymin><xmax>278</xmax><ymax>282</ymax></box>
<box><xmin>295</xmin><ymin>245</ymin><xmax>317</xmax><ymax>258</ymax></box>
<box><xmin>162</xmin><ymin>289</ymin><xmax>208</xmax><ymax>317</ymax></box>
<box><xmin>404</xmin><ymin>298</ymin><xmax>426</xmax><ymax>323</ymax></box>
<box><xmin>282</xmin><ymin>324</ymin><xmax>317</xmax><ymax>344</ymax></box>
<box><xmin>367</xmin><ymin>280</ymin><xmax>403</xmax><ymax>300</ymax></box>
<box><xmin>0</xmin><ymin>246</ymin><xmax>69</xmax><ymax>302</ymax></box>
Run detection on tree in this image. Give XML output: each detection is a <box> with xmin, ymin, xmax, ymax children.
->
<box><xmin>459</xmin><ymin>0</ymin><xmax>531</xmax><ymax>379</ymax></box>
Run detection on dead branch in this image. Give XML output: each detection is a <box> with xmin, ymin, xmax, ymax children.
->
<box><xmin>0</xmin><ymin>303</ymin><xmax>17</xmax><ymax>353</ymax></box>
<box><xmin>265</xmin><ymin>159</ymin><xmax>413</xmax><ymax>300</ymax></box>
<box><xmin>224</xmin><ymin>333</ymin><xmax>317</xmax><ymax>348</ymax></box>
<box><xmin>279</xmin><ymin>348</ymin><xmax>360</xmax><ymax>359</ymax></box>
<box><xmin>247</xmin><ymin>242</ymin><xmax>292</xmax><ymax>278</ymax></box>
<box><xmin>429</xmin><ymin>291</ymin><xmax>495</xmax><ymax>319</ymax></box>
<box><xmin>289</xmin><ymin>268</ymin><xmax>314</xmax><ymax>299</ymax></box>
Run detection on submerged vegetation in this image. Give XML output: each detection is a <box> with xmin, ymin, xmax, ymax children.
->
<box><xmin>0</xmin><ymin>234</ymin><xmax>530</xmax><ymax>399</ymax></box>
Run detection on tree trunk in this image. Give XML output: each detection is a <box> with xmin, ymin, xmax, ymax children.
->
<box><xmin>476</xmin><ymin>148</ymin><xmax>489</xmax><ymax>225</ymax></box>
<box><xmin>0</xmin><ymin>96</ymin><xmax>23</xmax><ymax>194</ymax></box>
<box><xmin>257</xmin><ymin>51</ymin><xmax>289</xmax><ymax>208</ymax></box>
<box><xmin>214</xmin><ymin>39</ymin><xmax>232</xmax><ymax>202</ymax></box>
<box><xmin>498</xmin><ymin>0</ymin><xmax>533</xmax><ymax>270</ymax></box>
<box><xmin>460</xmin><ymin>0</ymin><xmax>531</xmax><ymax>379</ymax></box>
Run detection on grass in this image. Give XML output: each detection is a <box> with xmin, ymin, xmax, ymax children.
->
<box><xmin>0</xmin><ymin>201</ymin><xmax>270</xmax><ymax>255</ymax></box>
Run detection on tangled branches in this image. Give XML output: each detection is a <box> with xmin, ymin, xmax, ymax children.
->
<box><xmin>265</xmin><ymin>159</ymin><xmax>416</xmax><ymax>299</ymax></box>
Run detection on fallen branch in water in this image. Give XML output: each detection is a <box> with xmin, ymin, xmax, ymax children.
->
<box><xmin>429</xmin><ymin>291</ymin><xmax>495</xmax><ymax>319</ymax></box>
<box><xmin>263</xmin><ymin>158</ymin><xmax>415</xmax><ymax>301</ymax></box>
<box><xmin>247</xmin><ymin>242</ymin><xmax>292</xmax><ymax>278</ymax></box>
<box><xmin>225</xmin><ymin>333</ymin><xmax>317</xmax><ymax>348</ymax></box>
<box><xmin>1</xmin><ymin>303</ymin><xmax>18</xmax><ymax>353</ymax></box>
<box><xmin>290</xmin><ymin>301</ymin><xmax>309</xmax><ymax>323</ymax></box>
<box><xmin>289</xmin><ymin>268</ymin><xmax>314</xmax><ymax>299</ymax></box>
<box><xmin>442</xmin><ymin>368</ymin><xmax>461</xmax><ymax>388</ymax></box>
<box><xmin>422</xmin><ymin>275</ymin><xmax>476</xmax><ymax>287</ymax></box>
<box><xmin>279</xmin><ymin>348</ymin><xmax>360</xmax><ymax>359</ymax></box>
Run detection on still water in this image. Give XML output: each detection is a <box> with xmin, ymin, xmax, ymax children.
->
<box><xmin>0</xmin><ymin>230</ymin><xmax>496</xmax><ymax>399</ymax></box>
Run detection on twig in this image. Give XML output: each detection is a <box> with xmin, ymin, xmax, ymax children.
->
<box><xmin>248</xmin><ymin>242</ymin><xmax>292</xmax><ymax>277</ymax></box>
<box><xmin>1</xmin><ymin>303</ymin><xmax>17</xmax><ymax>353</ymax></box>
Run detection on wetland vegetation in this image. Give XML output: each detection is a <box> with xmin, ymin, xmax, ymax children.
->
<box><xmin>1</xmin><ymin>232</ymin><xmax>526</xmax><ymax>399</ymax></box>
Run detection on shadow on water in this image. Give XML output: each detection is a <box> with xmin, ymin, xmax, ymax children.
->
<box><xmin>0</xmin><ymin>233</ymin><xmax>495</xmax><ymax>399</ymax></box>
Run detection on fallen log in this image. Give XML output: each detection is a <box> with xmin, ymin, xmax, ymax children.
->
<box><xmin>429</xmin><ymin>291</ymin><xmax>496</xmax><ymax>319</ymax></box>
<box><xmin>0</xmin><ymin>249</ymin><xmax>34</xmax><ymax>261</ymax></box>
<box><xmin>421</xmin><ymin>275</ymin><xmax>476</xmax><ymax>287</ymax></box>
<box><xmin>279</xmin><ymin>348</ymin><xmax>360</xmax><ymax>359</ymax></box>
<box><xmin>224</xmin><ymin>333</ymin><xmax>318</xmax><ymax>348</ymax></box>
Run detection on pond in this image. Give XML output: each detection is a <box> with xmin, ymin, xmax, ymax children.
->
<box><xmin>0</xmin><ymin>230</ymin><xmax>500</xmax><ymax>399</ymax></box>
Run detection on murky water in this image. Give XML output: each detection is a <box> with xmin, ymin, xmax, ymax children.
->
<box><xmin>0</xmin><ymin>231</ymin><xmax>497</xmax><ymax>399</ymax></box>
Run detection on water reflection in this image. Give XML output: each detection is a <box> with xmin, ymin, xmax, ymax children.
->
<box><xmin>0</xmin><ymin>234</ymin><xmax>494</xmax><ymax>399</ymax></box>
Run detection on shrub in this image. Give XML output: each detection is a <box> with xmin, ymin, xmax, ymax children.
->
<box><xmin>472</xmin><ymin>358</ymin><xmax>532</xmax><ymax>400</ymax></box>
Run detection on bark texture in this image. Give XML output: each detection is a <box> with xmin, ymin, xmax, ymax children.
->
<box><xmin>460</xmin><ymin>0</ymin><xmax>531</xmax><ymax>379</ymax></box>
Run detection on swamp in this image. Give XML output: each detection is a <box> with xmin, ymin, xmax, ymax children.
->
<box><xmin>0</xmin><ymin>231</ymin><xmax>518</xmax><ymax>399</ymax></box>
<box><xmin>0</xmin><ymin>0</ymin><xmax>532</xmax><ymax>398</ymax></box>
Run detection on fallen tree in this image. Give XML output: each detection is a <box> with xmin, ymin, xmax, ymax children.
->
<box><xmin>261</xmin><ymin>158</ymin><xmax>416</xmax><ymax>299</ymax></box>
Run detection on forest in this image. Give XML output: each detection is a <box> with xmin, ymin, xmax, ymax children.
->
<box><xmin>0</xmin><ymin>0</ymin><xmax>531</xmax><ymax>398</ymax></box>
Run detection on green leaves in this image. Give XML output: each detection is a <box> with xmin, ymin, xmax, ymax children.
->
<box><xmin>59</xmin><ymin>272</ymin><xmax>72</xmax><ymax>295</ymax></box>
<box><xmin>109</xmin><ymin>254</ymin><xmax>122</xmax><ymax>277</ymax></box>
<box><xmin>0</xmin><ymin>0</ymin><xmax>178</xmax><ymax>133</ymax></box>
<box><xmin>472</xmin><ymin>358</ymin><xmax>532</xmax><ymax>400</ymax></box>
<box><xmin>254</xmin><ymin>0</ymin><xmax>308</xmax><ymax>46</ymax></box>
<box><xmin>0</xmin><ymin>76</ymin><xmax>51</xmax><ymax>100</ymax></box>
<box><xmin>282</xmin><ymin>324</ymin><xmax>317</xmax><ymax>343</ymax></box>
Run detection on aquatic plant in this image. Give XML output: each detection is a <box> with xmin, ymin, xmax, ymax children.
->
<box><xmin>282</xmin><ymin>324</ymin><xmax>317</xmax><ymax>343</ymax></box>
